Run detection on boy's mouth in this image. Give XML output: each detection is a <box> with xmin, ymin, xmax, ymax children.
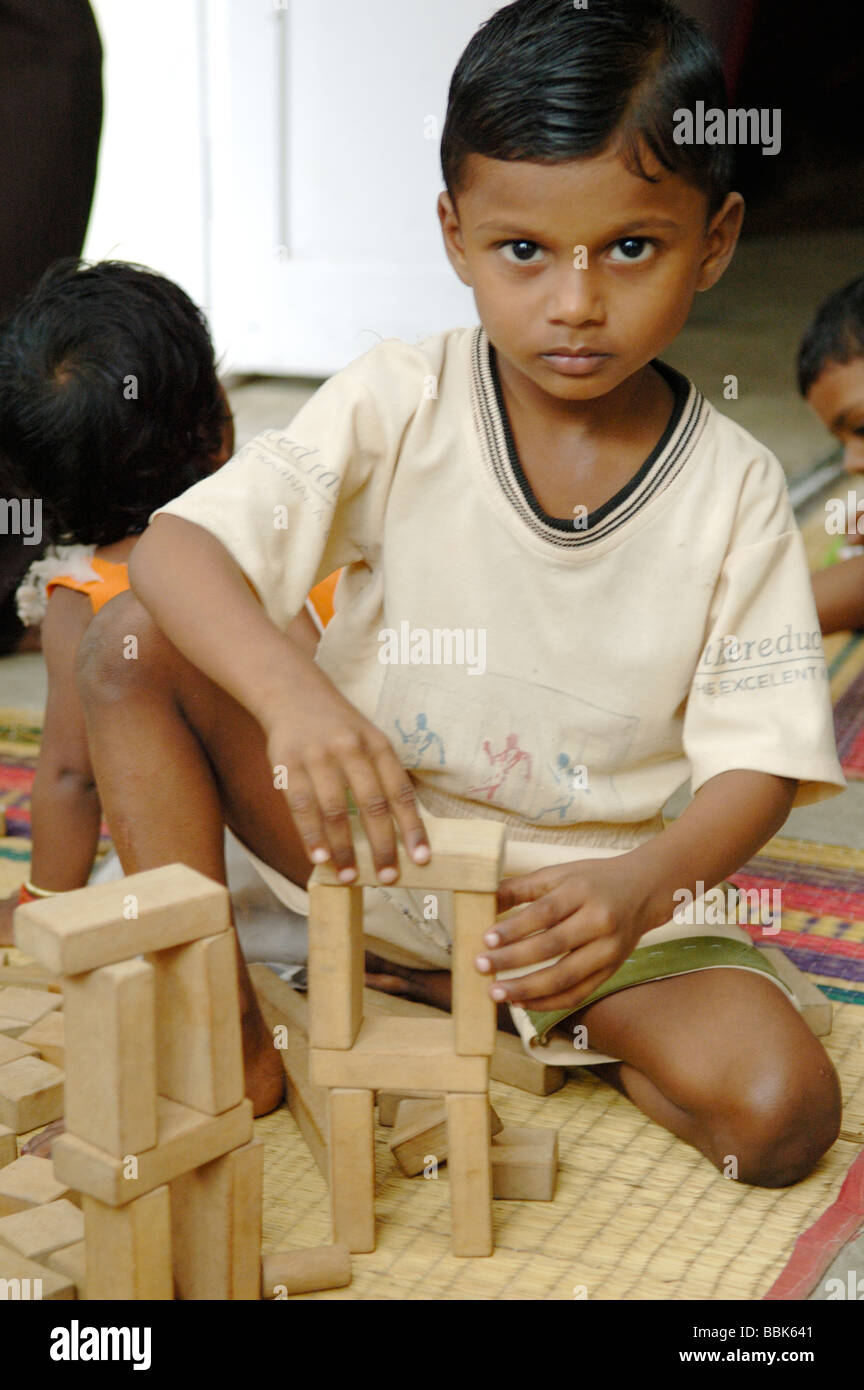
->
<box><xmin>540</xmin><ymin>346</ymin><xmax>612</xmax><ymax>376</ymax></box>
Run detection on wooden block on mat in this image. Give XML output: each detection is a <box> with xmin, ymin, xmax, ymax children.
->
<box><xmin>0</xmin><ymin>1124</ymin><xmax>16</xmax><ymax>1169</ymax></box>
<box><xmin>0</xmin><ymin>1016</ymin><xmax>28</xmax><ymax>1038</ymax></box>
<box><xmin>310</xmin><ymin>817</ymin><xmax>506</xmax><ymax>892</ymax></box>
<box><xmin>262</xmin><ymin>1244</ymin><xmax>351</xmax><ymax>1298</ymax></box>
<box><xmin>19</xmin><ymin>1010</ymin><xmax>64</xmax><ymax>1069</ymax></box>
<box><xmin>0</xmin><ymin>1155</ymin><xmax>77</xmax><ymax>1216</ymax></box>
<box><xmin>311</xmin><ymin>1016</ymin><xmax>488</xmax><ymax>1093</ymax></box>
<box><xmin>171</xmin><ymin>1139</ymin><xmax>263</xmax><ymax>1299</ymax></box>
<box><xmin>0</xmin><ymin>1055</ymin><xmax>64</xmax><ymax>1133</ymax></box>
<box><xmin>44</xmin><ymin>1238</ymin><xmax>86</xmax><ymax>1297</ymax></box>
<box><xmin>452</xmin><ymin>891</ymin><xmax>497</xmax><ymax>1056</ymax></box>
<box><xmin>14</xmin><ymin>863</ymin><xmax>230</xmax><ymax>975</ymax></box>
<box><xmin>328</xmin><ymin>1089</ymin><xmax>375</xmax><ymax>1253</ymax></box>
<box><xmin>362</xmin><ymin>987</ymin><xmax>566</xmax><ymax>1096</ymax></box>
<box><xmin>389</xmin><ymin>1098</ymin><xmax>502</xmax><ymax>1176</ymax></box>
<box><xmin>0</xmin><ymin>1033</ymin><xmax>38</xmax><ymax>1068</ymax></box>
<box><xmin>758</xmin><ymin>946</ymin><xmax>833</xmax><ymax>1036</ymax></box>
<box><xmin>377</xmin><ymin>1089</ymin><xmax>438</xmax><ymax>1127</ymax></box>
<box><xmin>83</xmin><ymin>1185</ymin><xmax>173</xmax><ymax>1300</ymax></box>
<box><xmin>0</xmin><ymin>1198</ymin><xmax>83</xmax><ymax>1260</ymax></box>
<box><xmin>491</xmin><ymin>1126</ymin><xmax>558</xmax><ymax>1201</ymax></box>
<box><xmin>63</xmin><ymin>958</ymin><xmax>156</xmax><ymax>1157</ymax></box>
<box><xmin>249</xmin><ymin>965</ymin><xmax>328</xmax><ymax>1176</ymax></box>
<box><xmin>52</xmin><ymin>1096</ymin><xmax>253</xmax><ymax>1206</ymax></box>
<box><xmin>149</xmin><ymin>932</ymin><xmax>244</xmax><ymax>1115</ymax></box>
<box><xmin>0</xmin><ymin>986</ymin><xmax>62</xmax><ymax>1027</ymax></box>
<box><xmin>308</xmin><ymin>883</ymin><xmax>363</xmax><ymax>1049</ymax></box>
<box><xmin>446</xmin><ymin>1093</ymin><xmax>493</xmax><ymax>1257</ymax></box>
<box><xmin>0</xmin><ymin>962</ymin><xmax>62</xmax><ymax>991</ymax></box>
<box><xmin>0</xmin><ymin>1246</ymin><xmax>75</xmax><ymax>1299</ymax></box>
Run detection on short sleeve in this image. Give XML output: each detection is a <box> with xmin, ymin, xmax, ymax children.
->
<box><xmin>683</xmin><ymin>455</ymin><xmax>845</xmax><ymax>807</ymax></box>
<box><xmin>152</xmin><ymin>342</ymin><xmax>421</xmax><ymax>633</ymax></box>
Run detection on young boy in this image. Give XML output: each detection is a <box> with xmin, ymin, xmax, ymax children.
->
<box><xmin>799</xmin><ymin>274</ymin><xmax>864</xmax><ymax>634</ymax></box>
<box><xmin>73</xmin><ymin>0</ymin><xmax>844</xmax><ymax>1183</ymax></box>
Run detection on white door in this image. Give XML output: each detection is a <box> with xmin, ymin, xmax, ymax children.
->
<box><xmin>206</xmin><ymin>0</ymin><xmax>498</xmax><ymax>376</ymax></box>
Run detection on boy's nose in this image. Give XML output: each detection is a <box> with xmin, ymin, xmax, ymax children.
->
<box><xmin>546</xmin><ymin>267</ymin><xmax>604</xmax><ymax>325</ymax></box>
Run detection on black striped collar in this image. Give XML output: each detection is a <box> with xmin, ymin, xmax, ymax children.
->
<box><xmin>469</xmin><ymin>326</ymin><xmax>708</xmax><ymax>548</ymax></box>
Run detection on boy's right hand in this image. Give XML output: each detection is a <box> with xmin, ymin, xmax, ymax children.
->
<box><xmin>264</xmin><ymin>675</ymin><xmax>430</xmax><ymax>884</ymax></box>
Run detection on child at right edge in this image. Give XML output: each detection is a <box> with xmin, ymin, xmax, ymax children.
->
<box><xmin>66</xmin><ymin>0</ymin><xmax>845</xmax><ymax>1187</ymax></box>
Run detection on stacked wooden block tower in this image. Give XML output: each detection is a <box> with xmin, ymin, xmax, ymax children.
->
<box><xmin>13</xmin><ymin>864</ymin><xmax>261</xmax><ymax>1299</ymax></box>
<box><xmin>307</xmin><ymin>817</ymin><xmax>509</xmax><ymax>1257</ymax></box>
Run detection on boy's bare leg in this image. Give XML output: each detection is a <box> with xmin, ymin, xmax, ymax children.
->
<box><xmin>576</xmin><ymin>968</ymin><xmax>841</xmax><ymax>1188</ymax></box>
<box><xmin>73</xmin><ymin>591</ymin><xmax>323</xmax><ymax>1118</ymax></box>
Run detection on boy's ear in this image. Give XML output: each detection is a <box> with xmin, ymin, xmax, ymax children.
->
<box><xmin>695</xmin><ymin>192</ymin><xmax>745</xmax><ymax>293</ymax></box>
<box><xmin>437</xmin><ymin>192</ymin><xmax>473</xmax><ymax>288</ymax></box>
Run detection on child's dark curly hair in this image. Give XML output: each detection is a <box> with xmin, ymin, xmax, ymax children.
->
<box><xmin>0</xmin><ymin>259</ymin><xmax>230</xmax><ymax>546</ymax></box>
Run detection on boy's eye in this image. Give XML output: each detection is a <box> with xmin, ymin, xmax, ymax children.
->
<box><xmin>609</xmin><ymin>237</ymin><xmax>654</xmax><ymax>263</ymax></box>
<box><xmin>501</xmin><ymin>240</ymin><xmax>543</xmax><ymax>264</ymax></box>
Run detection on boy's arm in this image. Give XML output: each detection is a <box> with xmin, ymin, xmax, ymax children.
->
<box><xmin>28</xmin><ymin>588</ymin><xmax>102</xmax><ymax>890</ymax></box>
<box><xmin>484</xmin><ymin>769</ymin><xmax>796</xmax><ymax>1012</ymax></box>
<box><xmin>129</xmin><ymin>514</ymin><xmax>430</xmax><ymax>879</ymax></box>
<box><xmin>812</xmin><ymin>554</ymin><xmax>864</xmax><ymax>635</ymax></box>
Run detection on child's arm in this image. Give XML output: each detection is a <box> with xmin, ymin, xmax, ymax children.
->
<box><xmin>28</xmin><ymin>587</ymin><xmax>102</xmax><ymax>890</ymax></box>
<box><xmin>129</xmin><ymin>514</ymin><xmax>430</xmax><ymax>879</ymax></box>
<box><xmin>483</xmin><ymin>768</ymin><xmax>796</xmax><ymax>1013</ymax></box>
<box><xmin>812</xmin><ymin>554</ymin><xmax>864</xmax><ymax>634</ymax></box>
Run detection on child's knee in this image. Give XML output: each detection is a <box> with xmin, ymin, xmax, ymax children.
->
<box><xmin>76</xmin><ymin>591</ymin><xmax>162</xmax><ymax>703</ymax></box>
<box><xmin>711</xmin><ymin>1061</ymin><xmax>841</xmax><ymax>1189</ymax></box>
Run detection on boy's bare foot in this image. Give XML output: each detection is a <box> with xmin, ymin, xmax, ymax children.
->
<box><xmin>242</xmin><ymin>1005</ymin><xmax>287</xmax><ymax>1117</ymax></box>
<box><xmin>22</xmin><ymin>1117</ymin><xmax>65</xmax><ymax>1159</ymax></box>
<box><xmin>364</xmin><ymin>952</ymin><xmax>452</xmax><ymax>1010</ymax></box>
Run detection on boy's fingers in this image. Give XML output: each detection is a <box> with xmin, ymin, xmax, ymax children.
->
<box><xmin>488</xmin><ymin>939</ymin><xmax>614</xmax><ymax>1006</ymax></box>
<box><xmin>342</xmin><ymin>751</ymin><xmax>400</xmax><ymax>881</ymax></box>
<box><xmin>280</xmin><ymin>764</ymin><xmax>339</xmax><ymax>870</ymax></box>
<box><xmin>496</xmin><ymin>866</ymin><xmax>574</xmax><ymax>912</ymax></box>
<box><xmin>375</xmin><ymin>750</ymin><xmax>431</xmax><ymax>867</ymax></box>
<box><xmin>508</xmin><ymin>966</ymin><xmax>613</xmax><ymax>1017</ymax></box>
<box><xmin>478</xmin><ymin>909</ymin><xmax>595</xmax><ymax>974</ymax></box>
<box><xmin>488</xmin><ymin>879</ymin><xmax>587</xmax><ymax>948</ymax></box>
<box><xmin>303</xmin><ymin>756</ymin><xmax>359</xmax><ymax>879</ymax></box>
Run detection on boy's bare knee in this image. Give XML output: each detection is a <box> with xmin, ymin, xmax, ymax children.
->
<box><xmin>711</xmin><ymin>1063</ymin><xmax>841</xmax><ymax>1189</ymax></box>
<box><xmin>76</xmin><ymin>591</ymin><xmax>162</xmax><ymax>702</ymax></box>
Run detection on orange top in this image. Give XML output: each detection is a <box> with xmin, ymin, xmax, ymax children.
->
<box><xmin>46</xmin><ymin>556</ymin><xmax>342</xmax><ymax>626</ymax></box>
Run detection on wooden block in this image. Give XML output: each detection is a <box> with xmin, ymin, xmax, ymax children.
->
<box><xmin>0</xmin><ymin>1246</ymin><xmax>75</xmax><ymax>1299</ymax></box>
<box><xmin>0</xmin><ymin>964</ymin><xmax>62</xmax><ymax>991</ymax></box>
<box><xmin>377</xmin><ymin>1090</ymin><xmax>438</xmax><ymax>1127</ymax></box>
<box><xmin>311</xmin><ymin>1016</ymin><xmax>489</xmax><ymax>1093</ymax></box>
<box><xmin>328</xmin><ymin>1089</ymin><xmax>375</xmax><ymax>1253</ymax></box>
<box><xmin>262</xmin><ymin>1243</ymin><xmax>351</xmax><ymax>1298</ymax></box>
<box><xmin>491</xmin><ymin>1126</ymin><xmax>558</xmax><ymax>1201</ymax></box>
<box><xmin>52</xmin><ymin>1096</ymin><xmax>253</xmax><ymax>1206</ymax></box>
<box><xmin>362</xmin><ymin>987</ymin><xmax>567</xmax><ymax>1096</ymax></box>
<box><xmin>310</xmin><ymin>816</ymin><xmax>506</xmax><ymax>892</ymax></box>
<box><xmin>171</xmin><ymin>1139</ymin><xmax>263</xmax><ymax>1300</ymax></box>
<box><xmin>148</xmin><ymin>932</ymin><xmax>244</xmax><ymax>1115</ymax></box>
<box><xmin>14</xmin><ymin>862</ymin><xmax>230</xmax><ymax>974</ymax></box>
<box><xmin>0</xmin><ymin>986</ymin><xmax>62</xmax><ymax>1026</ymax></box>
<box><xmin>389</xmin><ymin>1098</ymin><xmax>502</xmax><ymax>1176</ymax></box>
<box><xmin>758</xmin><ymin>946</ymin><xmax>833</xmax><ymax>1037</ymax></box>
<box><xmin>308</xmin><ymin>883</ymin><xmax>363</xmax><ymax>1049</ymax></box>
<box><xmin>452</xmin><ymin>891</ymin><xmax>497</xmax><ymax>1056</ymax></box>
<box><xmin>19</xmin><ymin>1011</ymin><xmax>64</xmax><ymax>1068</ymax></box>
<box><xmin>0</xmin><ymin>1155</ymin><xmax>77</xmax><ymax>1216</ymax></box>
<box><xmin>0</xmin><ymin>1055</ymin><xmax>64</xmax><ymax>1133</ymax></box>
<box><xmin>63</xmin><ymin>958</ymin><xmax>157</xmax><ymax>1157</ymax></box>
<box><xmin>0</xmin><ymin>1124</ymin><xmax>16</xmax><ymax>1168</ymax></box>
<box><xmin>446</xmin><ymin>1093</ymin><xmax>493</xmax><ymax>1257</ymax></box>
<box><xmin>0</xmin><ymin>1016</ymin><xmax>28</xmax><ymax>1038</ymax></box>
<box><xmin>249</xmin><ymin>964</ymin><xmax>329</xmax><ymax>1176</ymax></box>
<box><xmin>83</xmin><ymin>1185</ymin><xmax>173</xmax><ymax>1300</ymax></box>
<box><xmin>44</xmin><ymin>1238</ymin><xmax>86</xmax><ymax>1297</ymax></box>
<box><xmin>0</xmin><ymin>1034</ymin><xmax>38</xmax><ymax>1068</ymax></box>
<box><xmin>0</xmin><ymin>1198</ymin><xmax>83</xmax><ymax>1260</ymax></box>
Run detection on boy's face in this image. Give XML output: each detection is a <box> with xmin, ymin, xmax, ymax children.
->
<box><xmin>806</xmin><ymin>359</ymin><xmax>864</xmax><ymax>475</ymax></box>
<box><xmin>438</xmin><ymin>146</ymin><xmax>743</xmax><ymax>406</ymax></box>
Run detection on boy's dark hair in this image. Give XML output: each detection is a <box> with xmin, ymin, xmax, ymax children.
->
<box><xmin>0</xmin><ymin>259</ymin><xmax>229</xmax><ymax>546</ymax></box>
<box><xmin>797</xmin><ymin>274</ymin><xmax>864</xmax><ymax>397</ymax></box>
<box><xmin>441</xmin><ymin>0</ymin><xmax>733</xmax><ymax>220</ymax></box>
